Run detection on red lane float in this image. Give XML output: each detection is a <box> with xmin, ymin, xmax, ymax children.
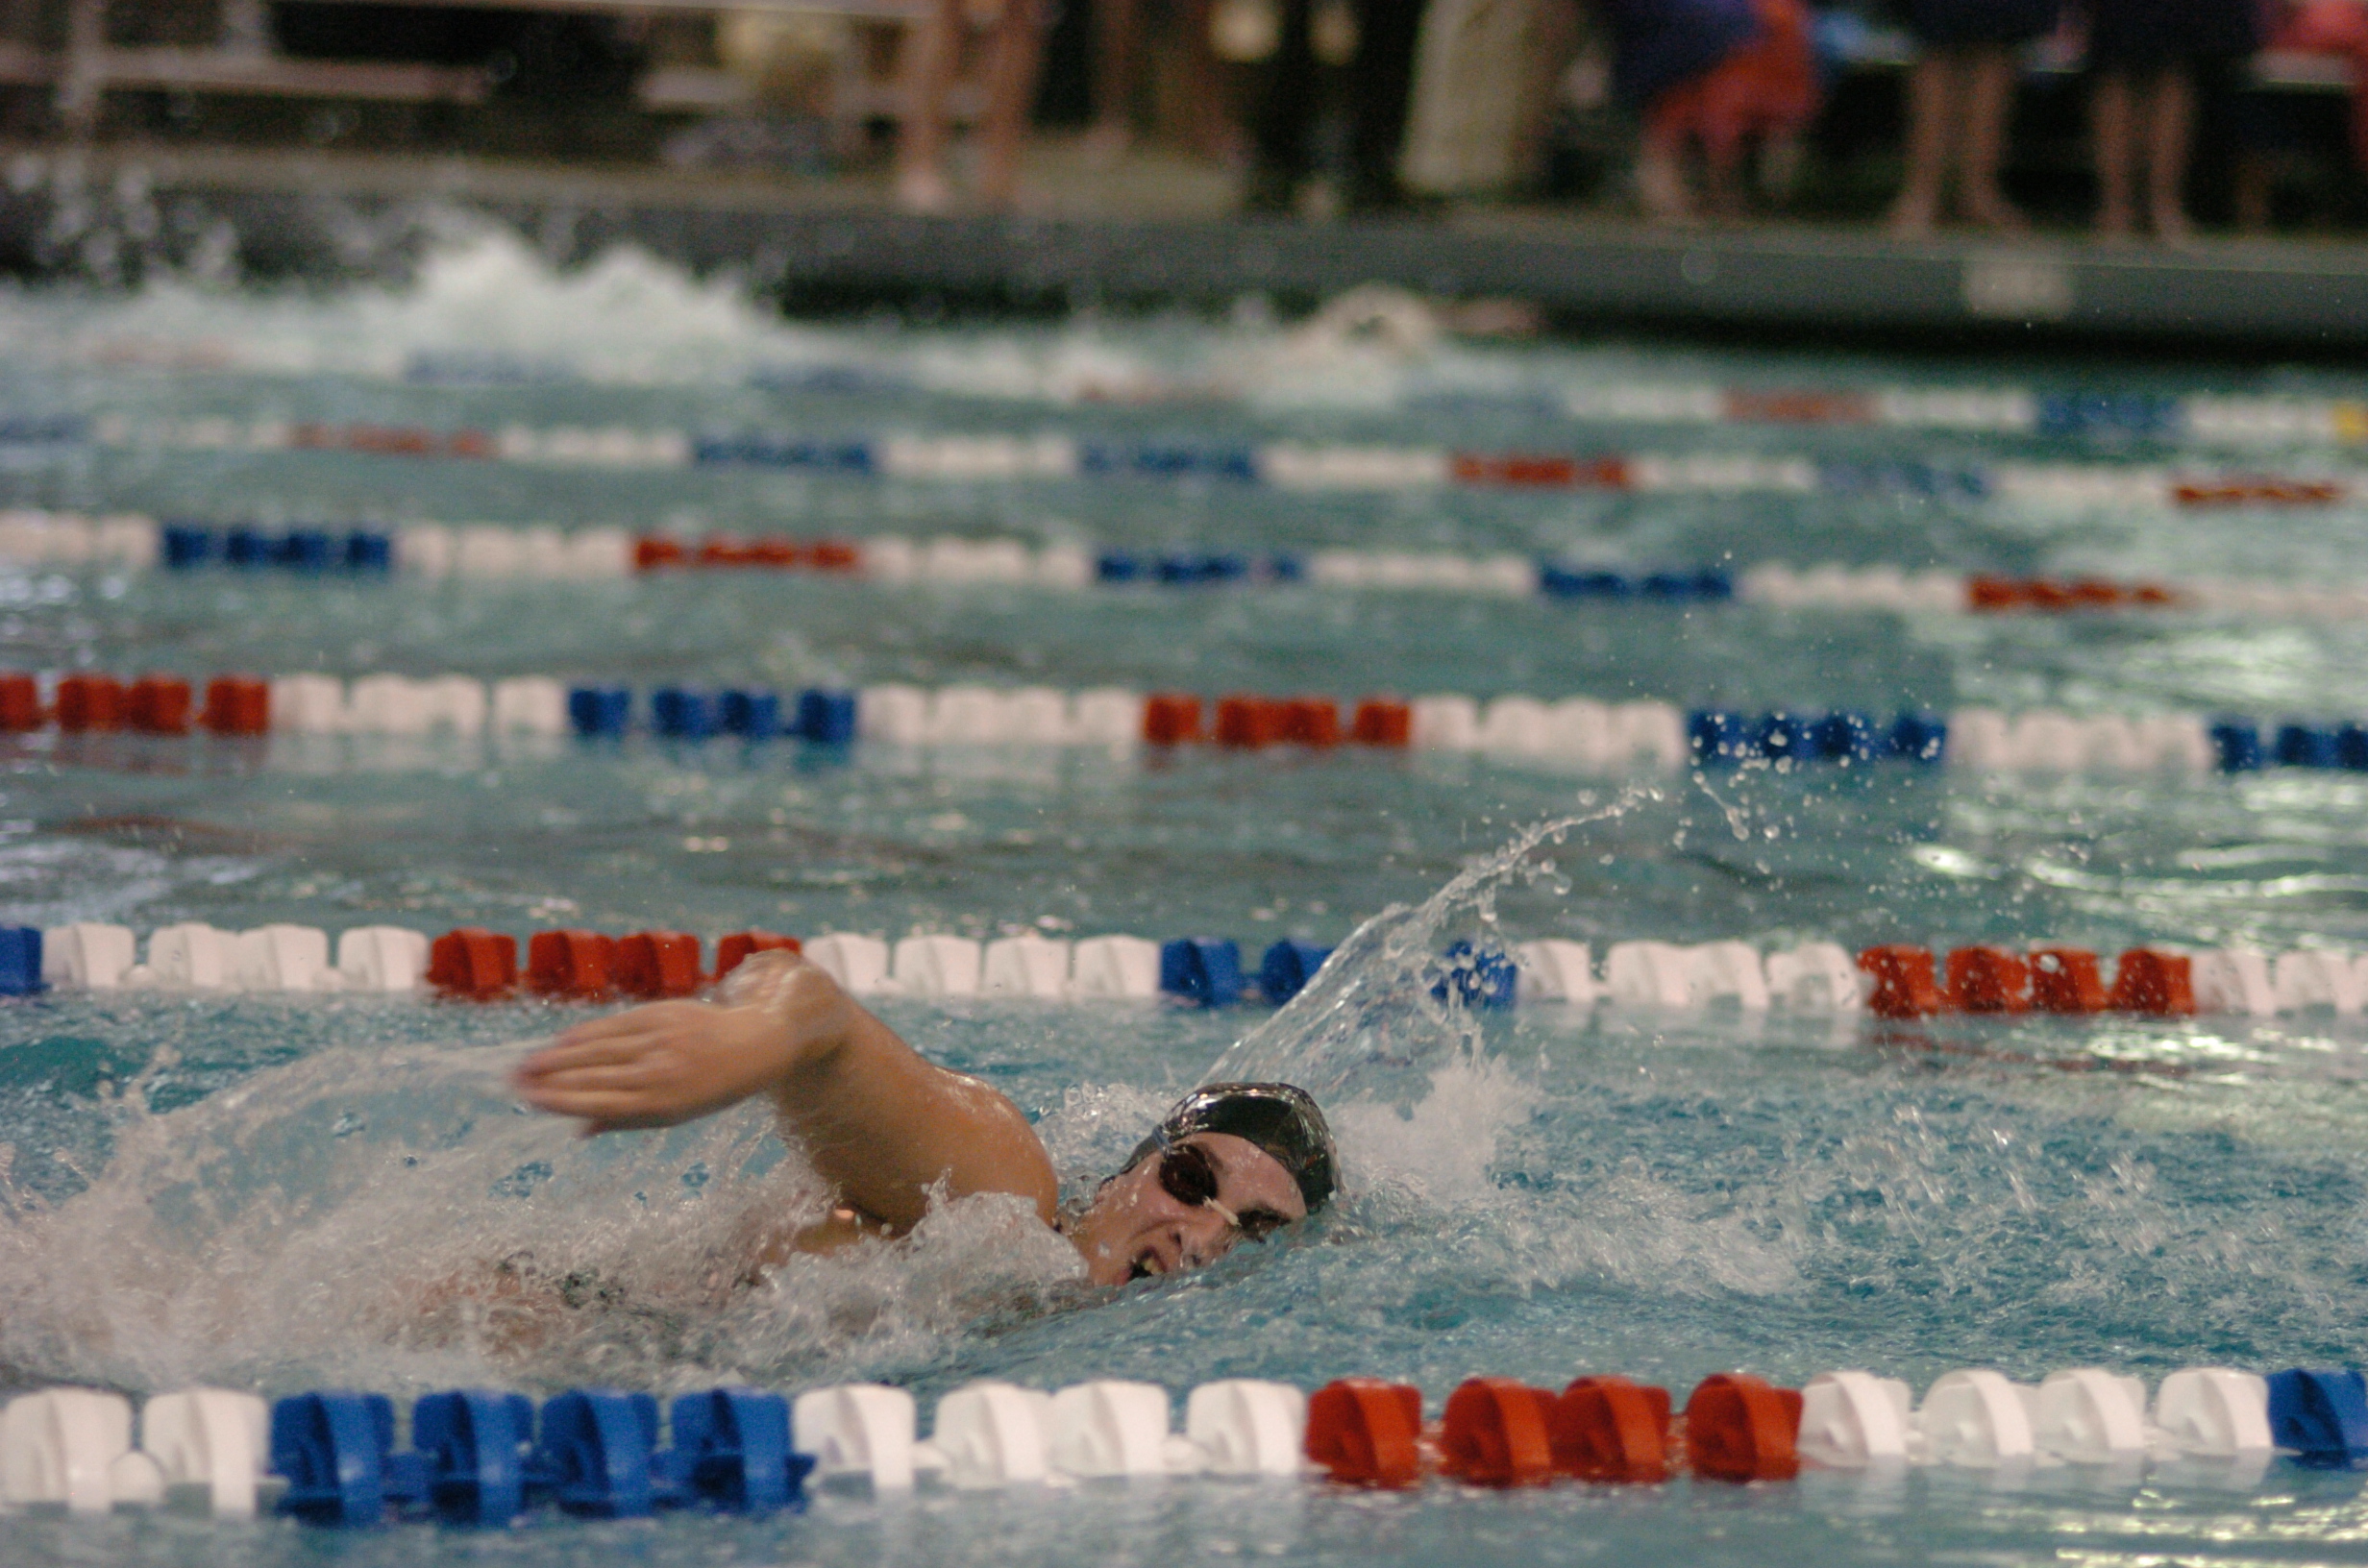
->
<box><xmin>528</xmin><ymin>930</ymin><xmax>616</xmax><ymax>999</ymax></box>
<box><xmin>1861</xmin><ymin>945</ymin><xmax>2197</xmax><ymax>1019</ymax></box>
<box><xmin>55</xmin><ymin>674</ymin><xmax>123</xmax><ymax>732</ymax></box>
<box><xmin>615</xmin><ymin>931</ymin><xmax>703</xmax><ymax>998</ymax></box>
<box><xmin>1308</xmin><ymin>1373</ymin><xmax>1799</xmax><ymax>1489</ymax></box>
<box><xmin>429</xmin><ymin>928</ymin><xmax>518</xmax><ymax>999</ymax></box>
<box><xmin>6</xmin><ymin>673</ymin><xmax>201</xmax><ymax>735</ymax></box>
<box><xmin>1155</xmin><ymin>692</ymin><xmax>1411</xmax><ymax>751</ymax></box>
<box><xmin>636</xmin><ymin>535</ymin><xmax>864</xmax><ymax>573</ymax></box>
<box><xmin>1551</xmin><ymin>1375</ymin><xmax>1674</xmax><ymax>1482</ymax></box>
<box><xmin>0</xmin><ymin>674</ymin><xmax>39</xmax><ymax>730</ymax></box>
<box><xmin>1215</xmin><ymin>695</ymin><xmax>1287</xmax><ymax>748</ymax></box>
<box><xmin>200</xmin><ymin>676</ymin><xmax>269</xmax><ymax>736</ymax></box>
<box><xmin>287</xmin><ymin>422</ymin><xmax>494</xmax><ymax>460</ymax></box>
<box><xmin>1968</xmin><ymin>576</ymin><xmax>2181</xmax><ymax>613</ymax></box>
<box><xmin>1142</xmin><ymin>693</ymin><xmax>1204</xmax><ymax>746</ymax></box>
<box><xmin>1684</xmin><ymin>1373</ymin><xmax>1804</xmax><ymax>1482</ymax></box>
<box><xmin>449</xmin><ymin>928</ymin><xmax>802</xmax><ymax>1000</ymax></box>
<box><xmin>1448</xmin><ymin>453</ymin><xmax>1631</xmax><ymax>489</ymax></box>
<box><xmin>1944</xmin><ymin>946</ymin><xmax>2030</xmax><ymax>1014</ymax></box>
<box><xmin>1351</xmin><ymin>698</ymin><xmax>1412</xmax><ymax>747</ymax></box>
<box><xmin>128</xmin><ymin>675</ymin><xmax>192</xmax><ymax>734</ymax></box>
<box><xmin>1858</xmin><ymin>944</ymin><xmax>1944</xmax><ymax>1017</ymax></box>
<box><xmin>2174</xmin><ymin>479</ymin><xmax>2345</xmax><ymax>508</ymax></box>
<box><xmin>2031</xmin><ymin>946</ymin><xmax>2107</xmax><ymax>1013</ymax></box>
<box><xmin>1305</xmin><ymin>1379</ymin><xmax>1425</xmax><ymax>1488</ymax></box>
<box><xmin>716</xmin><ymin>931</ymin><xmax>801</xmax><ymax>977</ymax></box>
<box><xmin>1440</xmin><ymin>1379</ymin><xmax>1556</xmax><ymax>1487</ymax></box>
<box><xmin>2107</xmin><ymin>948</ymin><xmax>2195</xmax><ymax>1015</ymax></box>
<box><xmin>1724</xmin><ymin>390</ymin><xmax>1873</xmax><ymax>426</ymax></box>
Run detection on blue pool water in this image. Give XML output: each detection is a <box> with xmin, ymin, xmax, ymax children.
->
<box><xmin>6</xmin><ymin>230</ymin><xmax>2368</xmax><ymax>1564</ymax></box>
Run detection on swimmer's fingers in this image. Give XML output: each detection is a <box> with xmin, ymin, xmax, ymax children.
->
<box><xmin>516</xmin><ymin>1060</ymin><xmax>670</xmax><ymax>1100</ymax></box>
<box><xmin>512</xmin><ymin>1014</ymin><xmax>693</xmax><ymax>1086</ymax></box>
<box><xmin>512</xmin><ymin>1034</ymin><xmax>662</xmax><ymax>1086</ymax></box>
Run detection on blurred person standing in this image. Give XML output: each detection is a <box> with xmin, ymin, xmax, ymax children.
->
<box><xmin>895</xmin><ymin>0</ymin><xmax>1048</xmax><ymax>209</ymax></box>
<box><xmin>2085</xmin><ymin>0</ymin><xmax>2261</xmax><ymax>239</ymax></box>
<box><xmin>1887</xmin><ymin>0</ymin><xmax>2060</xmax><ymax>235</ymax></box>
<box><xmin>1398</xmin><ymin>0</ymin><xmax>1580</xmax><ymax>197</ymax></box>
<box><xmin>1089</xmin><ymin>0</ymin><xmax>1245</xmax><ymax>163</ymax></box>
<box><xmin>1244</xmin><ymin>0</ymin><xmax>1432</xmax><ymax>211</ymax></box>
<box><xmin>1597</xmin><ymin>0</ymin><xmax>1820</xmax><ymax>220</ymax></box>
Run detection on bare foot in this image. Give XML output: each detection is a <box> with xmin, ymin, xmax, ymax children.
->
<box><xmin>1960</xmin><ymin>184</ymin><xmax>2029</xmax><ymax>235</ymax></box>
<box><xmin>1637</xmin><ymin>153</ymin><xmax>1695</xmax><ymax>225</ymax></box>
<box><xmin>2096</xmin><ymin>200</ymin><xmax>2135</xmax><ymax>243</ymax></box>
<box><xmin>2150</xmin><ymin>202</ymin><xmax>2195</xmax><ymax>247</ymax></box>
<box><xmin>1887</xmin><ymin>188</ymin><xmax>1940</xmax><ymax>239</ymax></box>
<box><xmin>895</xmin><ymin>164</ymin><xmax>953</xmax><ymax>214</ymax></box>
<box><xmin>1081</xmin><ymin>121</ymin><xmax>1132</xmax><ymax>169</ymax></box>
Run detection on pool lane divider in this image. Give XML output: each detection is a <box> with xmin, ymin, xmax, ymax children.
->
<box><xmin>2</xmin><ymin>1364</ymin><xmax>2348</xmax><ymax>1522</ymax></box>
<box><xmin>42</xmin><ymin>345</ymin><xmax>2368</xmax><ymax>451</ymax></box>
<box><xmin>47</xmin><ymin>416</ymin><xmax>2368</xmax><ymax>512</ymax></box>
<box><xmin>11</xmin><ymin>507</ymin><xmax>2366</xmax><ymax>624</ymax></box>
<box><xmin>3</xmin><ymin>669</ymin><xmax>2359</xmax><ymax>779</ymax></box>
<box><xmin>7</xmin><ymin>924</ymin><xmax>2358</xmax><ymax>1025</ymax></box>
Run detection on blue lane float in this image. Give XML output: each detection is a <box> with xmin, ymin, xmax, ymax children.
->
<box><xmin>567</xmin><ymin>686</ymin><xmax>632</xmax><ymax>738</ymax></box>
<box><xmin>1257</xmin><ymin>940</ymin><xmax>1333</xmax><ymax>1006</ymax></box>
<box><xmin>271</xmin><ymin>1391</ymin><xmax>406</xmax><ymax>1527</ymax></box>
<box><xmin>0</xmin><ymin>926</ymin><xmax>41</xmax><ymax>994</ymax></box>
<box><xmin>1434</xmin><ymin>942</ymin><xmax>1518</xmax><ymax>1010</ymax></box>
<box><xmin>264</xmin><ymin>1385</ymin><xmax>812</xmax><ymax>1528</ymax></box>
<box><xmin>1687</xmin><ymin>710</ymin><xmax>1948</xmax><ymax>768</ymax></box>
<box><xmin>1541</xmin><ymin>566</ymin><xmax>1732</xmax><ymax>601</ymax></box>
<box><xmin>535</xmin><ymin>1389</ymin><xmax>660</xmax><ymax>1519</ymax></box>
<box><xmin>2265</xmin><ymin>1370</ymin><xmax>2368</xmax><ymax>1468</ymax></box>
<box><xmin>1161</xmin><ymin>938</ymin><xmax>1245</xmax><ymax>1006</ymax></box>
<box><xmin>584</xmin><ymin>686</ymin><xmax>856</xmax><ymax>744</ymax></box>
<box><xmin>412</xmin><ymin>1389</ymin><xmax>536</xmax><ymax>1527</ymax></box>
<box><xmin>163</xmin><ymin>524</ymin><xmax>394</xmax><ymax>574</ymax></box>
<box><xmin>660</xmin><ymin>1388</ymin><xmax>811</xmax><ymax>1515</ymax></box>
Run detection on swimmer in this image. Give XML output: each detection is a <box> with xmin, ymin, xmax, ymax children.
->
<box><xmin>508</xmin><ymin>947</ymin><xmax>1335</xmax><ymax>1286</ymax></box>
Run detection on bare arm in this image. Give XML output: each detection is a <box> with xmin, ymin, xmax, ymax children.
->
<box><xmin>508</xmin><ymin>950</ymin><xmax>1058</xmax><ymax>1232</ymax></box>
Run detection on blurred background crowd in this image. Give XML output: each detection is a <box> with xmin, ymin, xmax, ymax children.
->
<box><xmin>4</xmin><ymin>0</ymin><xmax>2366</xmax><ymax>240</ymax></box>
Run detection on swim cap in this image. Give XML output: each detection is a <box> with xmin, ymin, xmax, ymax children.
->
<box><xmin>1124</xmin><ymin>1082</ymin><xmax>1337</xmax><ymax>1213</ymax></box>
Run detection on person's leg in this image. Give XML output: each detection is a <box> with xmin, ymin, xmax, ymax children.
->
<box><xmin>1635</xmin><ymin>110</ymin><xmax>1695</xmax><ymax>222</ymax></box>
<box><xmin>1958</xmin><ymin>43</ymin><xmax>2025</xmax><ymax>230</ymax></box>
<box><xmin>2144</xmin><ymin>63</ymin><xmax>2196</xmax><ymax>241</ymax></box>
<box><xmin>1176</xmin><ymin>0</ymin><xmax>1246</xmax><ymax>162</ymax></box>
<box><xmin>2091</xmin><ymin>68</ymin><xmax>2134</xmax><ymax>238</ymax></box>
<box><xmin>1345</xmin><ymin>0</ymin><xmax>1426</xmax><ymax>210</ymax></box>
<box><xmin>1245</xmin><ymin>0</ymin><xmax>1317</xmax><ymax>209</ymax></box>
<box><xmin>976</xmin><ymin>0</ymin><xmax>1048</xmax><ymax>208</ymax></box>
<box><xmin>893</xmin><ymin>0</ymin><xmax>964</xmax><ymax>210</ymax></box>
<box><xmin>1692</xmin><ymin>53</ymin><xmax>1757</xmax><ymax>218</ymax></box>
<box><xmin>1088</xmin><ymin>0</ymin><xmax>1142</xmax><ymax>161</ymax></box>
<box><xmin>1887</xmin><ymin>50</ymin><xmax>1957</xmax><ymax>237</ymax></box>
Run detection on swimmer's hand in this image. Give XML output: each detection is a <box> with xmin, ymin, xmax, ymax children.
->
<box><xmin>509</xmin><ymin>950</ymin><xmax>1058</xmax><ymax>1233</ymax></box>
<box><xmin>510</xmin><ymin>998</ymin><xmax>817</xmax><ymax>1134</ymax></box>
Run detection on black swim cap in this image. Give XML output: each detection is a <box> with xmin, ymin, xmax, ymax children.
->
<box><xmin>1123</xmin><ymin>1082</ymin><xmax>1337</xmax><ymax>1213</ymax></box>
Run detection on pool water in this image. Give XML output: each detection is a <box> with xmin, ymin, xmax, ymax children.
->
<box><xmin>6</xmin><ymin>229</ymin><xmax>2368</xmax><ymax>1566</ymax></box>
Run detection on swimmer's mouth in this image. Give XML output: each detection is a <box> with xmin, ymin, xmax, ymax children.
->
<box><xmin>1126</xmin><ymin>1251</ymin><xmax>1167</xmax><ymax>1282</ymax></box>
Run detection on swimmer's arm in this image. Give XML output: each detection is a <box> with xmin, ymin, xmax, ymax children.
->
<box><xmin>508</xmin><ymin>951</ymin><xmax>1058</xmax><ymax>1232</ymax></box>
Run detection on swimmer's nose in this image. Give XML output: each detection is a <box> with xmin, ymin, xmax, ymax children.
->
<box><xmin>1175</xmin><ymin>1209</ymin><xmax>1240</xmax><ymax>1268</ymax></box>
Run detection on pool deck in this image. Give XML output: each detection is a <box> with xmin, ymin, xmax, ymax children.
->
<box><xmin>7</xmin><ymin>138</ymin><xmax>2368</xmax><ymax>354</ymax></box>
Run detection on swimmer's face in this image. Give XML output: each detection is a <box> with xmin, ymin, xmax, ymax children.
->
<box><xmin>1068</xmin><ymin>1132</ymin><xmax>1308</xmax><ymax>1287</ymax></box>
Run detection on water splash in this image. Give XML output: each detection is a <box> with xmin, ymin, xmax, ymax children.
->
<box><xmin>1207</xmin><ymin>802</ymin><xmax>1639</xmax><ymax>1103</ymax></box>
<box><xmin>0</xmin><ymin>1030</ymin><xmax>1079</xmax><ymax>1400</ymax></box>
<box><xmin>0</xmin><ymin>807</ymin><xmax>1706</xmax><ymax>1401</ymax></box>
